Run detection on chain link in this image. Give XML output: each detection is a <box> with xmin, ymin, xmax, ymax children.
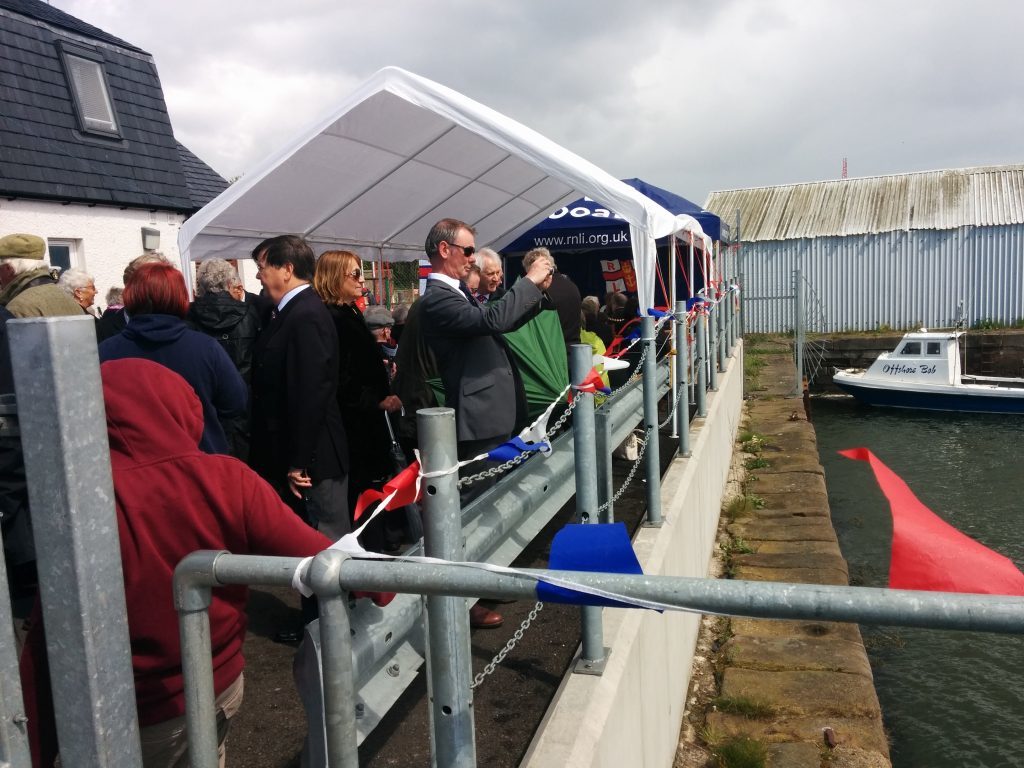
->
<box><xmin>659</xmin><ymin>381</ymin><xmax>685</xmax><ymax>429</ymax></box>
<box><xmin>470</xmin><ymin>601</ymin><xmax>545</xmax><ymax>689</ymax></box>
<box><xmin>457</xmin><ymin>398</ymin><xmax>578</xmax><ymax>488</ymax></box>
<box><xmin>597</xmin><ymin>426</ymin><xmax>651</xmax><ymax>514</ymax></box>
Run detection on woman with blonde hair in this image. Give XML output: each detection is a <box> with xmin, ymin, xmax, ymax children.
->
<box><xmin>314</xmin><ymin>251</ymin><xmax>403</xmax><ymax>551</ymax></box>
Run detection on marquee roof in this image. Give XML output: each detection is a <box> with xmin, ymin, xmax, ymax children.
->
<box><xmin>178</xmin><ymin>66</ymin><xmax>682</xmax><ymax>308</ymax></box>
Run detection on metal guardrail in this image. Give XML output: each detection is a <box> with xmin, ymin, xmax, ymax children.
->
<box><xmin>0</xmin><ymin>292</ymin><xmax>745</xmax><ymax>766</ymax></box>
<box><xmin>179</xmin><ymin>549</ymin><xmax>1024</xmax><ymax>768</ymax></box>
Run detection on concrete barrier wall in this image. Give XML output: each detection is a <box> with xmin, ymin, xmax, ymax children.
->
<box><xmin>523</xmin><ymin>341</ymin><xmax>745</xmax><ymax>768</ymax></box>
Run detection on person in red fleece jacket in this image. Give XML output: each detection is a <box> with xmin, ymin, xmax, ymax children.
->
<box><xmin>21</xmin><ymin>358</ymin><xmax>388</xmax><ymax>766</ymax></box>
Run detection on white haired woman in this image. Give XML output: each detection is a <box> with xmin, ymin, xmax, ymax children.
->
<box><xmin>57</xmin><ymin>268</ymin><xmax>97</xmax><ymax>315</ymax></box>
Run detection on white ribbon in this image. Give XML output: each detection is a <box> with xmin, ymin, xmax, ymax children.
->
<box><xmin>293</xmin><ymin>548</ymin><xmax>706</xmax><ymax>614</ymax></box>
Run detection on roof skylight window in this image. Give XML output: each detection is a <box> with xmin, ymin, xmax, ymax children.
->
<box><xmin>58</xmin><ymin>42</ymin><xmax>120</xmax><ymax>138</ymax></box>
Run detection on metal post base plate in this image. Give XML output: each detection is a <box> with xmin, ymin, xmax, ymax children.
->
<box><xmin>573</xmin><ymin>648</ymin><xmax>611</xmax><ymax>676</ymax></box>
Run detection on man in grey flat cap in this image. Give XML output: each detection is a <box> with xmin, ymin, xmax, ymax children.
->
<box><xmin>0</xmin><ymin>234</ymin><xmax>80</xmax><ymax>614</ymax></box>
<box><xmin>0</xmin><ymin>234</ymin><xmax>80</xmax><ymax>318</ymax></box>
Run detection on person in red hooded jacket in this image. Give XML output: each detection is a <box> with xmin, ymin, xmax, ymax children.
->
<box><xmin>21</xmin><ymin>358</ymin><xmax>391</xmax><ymax>767</ymax></box>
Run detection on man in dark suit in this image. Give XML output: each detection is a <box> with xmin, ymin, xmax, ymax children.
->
<box><xmin>419</xmin><ymin>218</ymin><xmax>554</xmax><ymax>461</ymax></box>
<box><xmin>248</xmin><ymin>235</ymin><xmax>350</xmax><ymax>540</ymax></box>
<box><xmin>419</xmin><ymin>218</ymin><xmax>553</xmax><ymax>629</ymax></box>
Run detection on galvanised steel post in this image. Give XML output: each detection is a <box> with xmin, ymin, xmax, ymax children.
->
<box><xmin>717</xmin><ymin>291</ymin><xmax>727</xmax><ymax>372</ymax></box>
<box><xmin>595</xmin><ymin>407</ymin><xmax>615</xmax><ymax>523</ymax></box>
<box><xmin>569</xmin><ymin>344</ymin><xmax>606</xmax><ymax>671</ymax></box>
<box><xmin>695</xmin><ymin>308</ymin><xmax>708</xmax><ymax>417</ymax></box>
<box><xmin>309</xmin><ymin>550</ymin><xmax>360</xmax><ymax>768</ymax></box>
<box><xmin>668</xmin><ymin>235</ymin><xmax>679</xmax><ymax>440</ymax></box>
<box><xmin>674</xmin><ymin>301</ymin><xmax>690</xmax><ymax>457</ymax></box>
<box><xmin>418</xmin><ymin>407</ymin><xmax>476</xmax><ymax>767</ymax></box>
<box><xmin>640</xmin><ymin>317</ymin><xmax>662</xmax><ymax>527</ymax></box>
<box><xmin>0</xmin><ymin>522</ymin><xmax>30</xmax><ymax>766</ymax></box>
<box><xmin>708</xmin><ymin>302</ymin><xmax>719</xmax><ymax>392</ymax></box>
<box><xmin>726</xmin><ymin>284</ymin><xmax>736</xmax><ymax>355</ymax></box>
<box><xmin>794</xmin><ymin>268</ymin><xmax>805</xmax><ymax>397</ymax></box>
<box><xmin>8</xmin><ymin>316</ymin><xmax>141</xmax><ymax>768</ymax></box>
<box><xmin>174</xmin><ymin>552</ymin><xmax>220</xmax><ymax>768</ymax></box>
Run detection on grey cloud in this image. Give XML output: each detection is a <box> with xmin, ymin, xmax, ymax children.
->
<box><xmin>55</xmin><ymin>0</ymin><xmax>1024</xmax><ymax>206</ymax></box>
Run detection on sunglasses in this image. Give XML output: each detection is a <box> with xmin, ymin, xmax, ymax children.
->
<box><xmin>347</xmin><ymin>268</ymin><xmax>364</xmax><ymax>280</ymax></box>
<box><xmin>444</xmin><ymin>242</ymin><xmax>476</xmax><ymax>257</ymax></box>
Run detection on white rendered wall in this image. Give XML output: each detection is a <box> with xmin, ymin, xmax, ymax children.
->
<box><xmin>522</xmin><ymin>341</ymin><xmax>744</xmax><ymax>768</ymax></box>
<box><xmin>0</xmin><ymin>199</ymin><xmax>185</xmax><ymax>311</ymax></box>
<box><xmin>0</xmin><ymin>199</ymin><xmax>263</xmax><ymax>308</ymax></box>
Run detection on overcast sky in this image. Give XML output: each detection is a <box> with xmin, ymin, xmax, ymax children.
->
<box><xmin>56</xmin><ymin>0</ymin><xmax>1024</xmax><ymax>206</ymax></box>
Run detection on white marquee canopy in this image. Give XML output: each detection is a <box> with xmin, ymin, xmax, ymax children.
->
<box><xmin>178</xmin><ymin>66</ymin><xmax>689</xmax><ymax>308</ymax></box>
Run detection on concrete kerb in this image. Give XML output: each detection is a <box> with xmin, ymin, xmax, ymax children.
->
<box><xmin>521</xmin><ymin>341</ymin><xmax>744</xmax><ymax>768</ymax></box>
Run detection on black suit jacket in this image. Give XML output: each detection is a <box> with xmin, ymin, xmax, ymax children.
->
<box><xmin>249</xmin><ymin>287</ymin><xmax>348</xmax><ymax>485</ymax></box>
<box><xmin>420</xmin><ymin>276</ymin><xmax>543</xmax><ymax>442</ymax></box>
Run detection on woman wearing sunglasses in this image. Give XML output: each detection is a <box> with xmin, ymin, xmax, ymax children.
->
<box><xmin>313</xmin><ymin>251</ymin><xmax>404</xmax><ymax>551</ymax></box>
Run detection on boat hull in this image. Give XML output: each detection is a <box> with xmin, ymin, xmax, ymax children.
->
<box><xmin>833</xmin><ymin>375</ymin><xmax>1024</xmax><ymax>414</ymax></box>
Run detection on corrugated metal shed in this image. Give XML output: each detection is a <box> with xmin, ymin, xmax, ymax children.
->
<box><xmin>705</xmin><ymin>163</ymin><xmax>1024</xmax><ymax>242</ymax></box>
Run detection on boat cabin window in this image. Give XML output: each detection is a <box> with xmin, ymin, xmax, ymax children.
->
<box><xmin>900</xmin><ymin>342</ymin><xmax>921</xmax><ymax>355</ymax></box>
<box><xmin>926</xmin><ymin>342</ymin><xmax>941</xmax><ymax>355</ymax></box>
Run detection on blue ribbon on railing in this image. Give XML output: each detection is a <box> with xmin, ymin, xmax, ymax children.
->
<box><xmin>536</xmin><ymin>523</ymin><xmax>657</xmax><ymax>609</ymax></box>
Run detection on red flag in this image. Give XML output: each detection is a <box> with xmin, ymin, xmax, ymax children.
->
<box><xmin>568</xmin><ymin>368</ymin><xmax>611</xmax><ymax>403</ymax></box>
<box><xmin>353</xmin><ymin>461</ymin><xmax>422</xmax><ymax>522</ymax></box>
<box><xmin>840</xmin><ymin>447</ymin><xmax>1024</xmax><ymax>595</ymax></box>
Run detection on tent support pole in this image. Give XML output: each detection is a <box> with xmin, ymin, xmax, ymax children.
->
<box><xmin>668</xmin><ymin>235</ymin><xmax>678</xmax><ymax>439</ymax></box>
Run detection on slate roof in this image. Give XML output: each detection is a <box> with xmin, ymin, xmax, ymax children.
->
<box><xmin>176</xmin><ymin>141</ymin><xmax>229</xmax><ymax>209</ymax></box>
<box><xmin>0</xmin><ymin>0</ymin><xmax>226</xmax><ymax>213</ymax></box>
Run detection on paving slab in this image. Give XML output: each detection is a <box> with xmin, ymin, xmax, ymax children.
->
<box><xmin>733</xmin><ymin>550</ymin><xmax>850</xmax><ymax>574</ymax></box>
<box><xmin>829</xmin><ymin>746</ymin><xmax>893</xmax><ymax>768</ymax></box>
<box><xmin>748</xmin><ymin>456</ymin><xmax>824</xmax><ymax>474</ymax></box>
<box><xmin>723</xmin><ymin>635</ymin><xmax>873</xmax><ymax>677</ymax></box>
<box><xmin>766</xmin><ymin>742</ymin><xmax>821</xmax><ymax>767</ymax></box>
<box><xmin>746</xmin><ymin>539</ymin><xmax>844</xmax><ymax>556</ymax></box>
<box><xmin>734</xmin><ymin>564</ymin><xmax>850</xmax><ymax>585</ymax></box>
<box><xmin>729</xmin><ymin>618</ymin><xmax>864</xmax><ymax>644</ymax></box>
<box><xmin>705</xmin><ymin>713</ymin><xmax>889</xmax><ymax>755</ymax></box>
<box><xmin>745</xmin><ymin>470</ymin><xmax>827</xmax><ymax>496</ymax></box>
<box><xmin>752</xmin><ymin>489</ymin><xmax>831</xmax><ymax>512</ymax></box>
<box><xmin>729</xmin><ymin>519</ymin><xmax>839</xmax><ymax>543</ymax></box>
<box><xmin>742</xmin><ymin>508</ymin><xmax>831</xmax><ymax>521</ymax></box>
<box><xmin>720</xmin><ymin>668</ymin><xmax>881</xmax><ymax>718</ymax></box>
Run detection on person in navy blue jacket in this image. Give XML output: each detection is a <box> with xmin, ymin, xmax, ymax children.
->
<box><xmin>99</xmin><ymin>262</ymin><xmax>247</xmax><ymax>455</ymax></box>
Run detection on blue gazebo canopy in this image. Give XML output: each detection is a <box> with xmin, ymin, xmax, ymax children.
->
<box><xmin>503</xmin><ymin>177</ymin><xmax>722</xmax><ymax>253</ymax></box>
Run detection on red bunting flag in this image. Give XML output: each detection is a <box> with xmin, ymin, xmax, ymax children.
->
<box><xmin>569</xmin><ymin>368</ymin><xmax>611</xmax><ymax>402</ymax></box>
<box><xmin>839</xmin><ymin>447</ymin><xmax>1024</xmax><ymax>595</ymax></box>
<box><xmin>353</xmin><ymin>460</ymin><xmax>422</xmax><ymax>522</ymax></box>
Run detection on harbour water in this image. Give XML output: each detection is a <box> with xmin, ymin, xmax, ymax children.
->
<box><xmin>811</xmin><ymin>397</ymin><xmax>1024</xmax><ymax>768</ymax></box>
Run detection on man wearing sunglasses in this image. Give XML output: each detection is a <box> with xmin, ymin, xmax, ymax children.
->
<box><xmin>419</xmin><ymin>218</ymin><xmax>554</xmax><ymax>627</ymax></box>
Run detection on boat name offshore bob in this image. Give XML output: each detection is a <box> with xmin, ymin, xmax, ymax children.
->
<box><xmin>882</xmin><ymin>363</ymin><xmax>938</xmax><ymax>376</ymax></box>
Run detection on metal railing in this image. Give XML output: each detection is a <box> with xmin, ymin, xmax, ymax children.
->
<box><xmin>0</xmin><ymin>293</ymin><xmax>743</xmax><ymax>766</ymax></box>
<box><xmin>177</xmin><ymin>548</ymin><xmax>1024</xmax><ymax>768</ymax></box>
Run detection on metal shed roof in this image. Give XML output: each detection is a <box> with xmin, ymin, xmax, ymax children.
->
<box><xmin>704</xmin><ymin>163</ymin><xmax>1024</xmax><ymax>242</ymax></box>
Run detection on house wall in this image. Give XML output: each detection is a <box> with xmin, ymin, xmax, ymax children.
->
<box><xmin>1</xmin><ymin>198</ymin><xmax>186</xmax><ymax>311</ymax></box>
<box><xmin>738</xmin><ymin>224</ymin><xmax>1024</xmax><ymax>333</ymax></box>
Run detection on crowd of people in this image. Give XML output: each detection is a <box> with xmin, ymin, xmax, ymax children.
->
<box><xmin>0</xmin><ymin>222</ymin><xmax>637</xmax><ymax>766</ymax></box>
